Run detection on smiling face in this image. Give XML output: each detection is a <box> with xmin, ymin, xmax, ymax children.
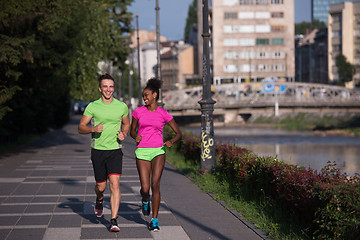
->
<box><xmin>99</xmin><ymin>79</ymin><xmax>114</xmax><ymax>102</ymax></box>
<box><xmin>142</xmin><ymin>88</ymin><xmax>157</xmax><ymax>106</ymax></box>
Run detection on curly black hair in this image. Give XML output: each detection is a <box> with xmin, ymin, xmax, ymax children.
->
<box><xmin>145</xmin><ymin>78</ymin><xmax>162</xmax><ymax>101</ymax></box>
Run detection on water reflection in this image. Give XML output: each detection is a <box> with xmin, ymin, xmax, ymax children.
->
<box><xmin>185</xmin><ymin>126</ymin><xmax>360</xmax><ymax>176</ymax></box>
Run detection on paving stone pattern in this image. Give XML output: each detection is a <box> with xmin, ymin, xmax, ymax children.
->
<box><xmin>0</xmin><ymin>116</ymin><xmax>264</xmax><ymax>240</ymax></box>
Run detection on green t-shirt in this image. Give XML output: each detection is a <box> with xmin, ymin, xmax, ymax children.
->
<box><xmin>83</xmin><ymin>98</ymin><xmax>128</xmax><ymax>150</ymax></box>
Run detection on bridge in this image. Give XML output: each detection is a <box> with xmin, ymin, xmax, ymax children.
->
<box><xmin>162</xmin><ymin>82</ymin><xmax>360</xmax><ymax>123</ymax></box>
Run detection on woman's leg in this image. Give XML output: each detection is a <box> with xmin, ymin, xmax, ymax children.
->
<box><xmin>150</xmin><ymin>154</ymin><xmax>166</xmax><ymax>218</ymax></box>
<box><xmin>136</xmin><ymin>159</ymin><xmax>151</xmax><ymax>201</ymax></box>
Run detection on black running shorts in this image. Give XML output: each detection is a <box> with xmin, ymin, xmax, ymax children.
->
<box><xmin>91</xmin><ymin>148</ymin><xmax>123</xmax><ymax>183</ymax></box>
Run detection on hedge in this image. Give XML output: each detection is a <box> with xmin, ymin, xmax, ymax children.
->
<box><xmin>165</xmin><ymin>127</ymin><xmax>360</xmax><ymax>239</ymax></box>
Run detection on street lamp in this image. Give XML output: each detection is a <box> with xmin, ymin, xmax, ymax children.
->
<box><xmin>136</xmin><ymin>14</ymin><xmax>142</xmax><ymax>107</ymax></box>
<box><xmin>155</xmin><ymin>0</ymin><xmax>163</xmax><ymax>106</ymax></box>
<box><xmin>198</xmin><ymin>0</ymin><xmax>216</xmax><ymax>172</ymax></box>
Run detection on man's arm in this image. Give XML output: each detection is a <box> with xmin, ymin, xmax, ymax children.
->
<box><xmin>78</xmin><ymin>115</ymin><xmax>103</xmax><ymax>134</ymax></box>
<box><xmin>117</xmin><ymin>115</ymin><xmax>130</xmax><ymax>140</ymax></box>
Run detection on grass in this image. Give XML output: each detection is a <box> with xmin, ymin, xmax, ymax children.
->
<box><xmin>251</xmin><ymin>113</ymin><xmax>360</xmax><ymax>136</ymax></box>
<box><xmin>166</xmin><ymin>147</ymin><xmax>309</xmax><ymax>240</ymax></box>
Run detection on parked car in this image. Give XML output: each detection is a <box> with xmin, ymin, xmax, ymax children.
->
<box><xmin>73</xmin><ymin>101</ymin><xmax>89</xmax><ymax>114</ymax></box>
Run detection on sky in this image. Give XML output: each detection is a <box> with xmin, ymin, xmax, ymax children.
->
<box><xmin>128</xmin><ymin>0</ymin><xmax>311</xmax><ymax>41</ymax></box>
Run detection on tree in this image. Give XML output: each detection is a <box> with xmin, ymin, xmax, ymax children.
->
<box><xmin>335</xmin><ymin>54</ymin><xmax>356</xmax><ymax>86</ymax></box>
<box><xmin>295</xmin><ymin>19</ymin><xmax>327</xmax><ymax>35</ymax></box>
<box><xmin>184</xmin><ymin>0</ymin><xmax>197</xmax><ymax>43</ymax></box>
<box><xmin>0</xmin><ymin>0</ymin><xmax>133</xmax><ymax>143</ymax></box>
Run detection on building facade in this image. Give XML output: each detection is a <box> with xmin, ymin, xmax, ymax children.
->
<box><xmin>312</xmin><ymin>0</ymin><xmax>360</xmax><ymax>24</ymax></box>
<box><xmin>161</xmin><ymin>41</ymin><xmax>194</xmax><ymax>91</ymax></box>
<box><xmin>211</xmin><ymin>0</ymin><xmax>294</xmax><ymax>85</ymax></box>
<box><xmin>328</xmin><ymin>1</ymin><xmax>360</xmax><ymax>86</ymax></box>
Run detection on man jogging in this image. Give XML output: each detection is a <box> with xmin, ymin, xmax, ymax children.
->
<box><xmin>78</xmin><ymin>73</ymin><xmax>130</xmax><ymax>232</ymax></box>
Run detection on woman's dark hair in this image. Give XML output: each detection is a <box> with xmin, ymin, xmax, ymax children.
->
<box><xmin>98</xmin><ymin>73</ymin><xmax>114</xmax><ymax>86</ymax></box>
<box><xmin>145</xmin><ymin>78</ymin><xmax>162</xmax><ymax>100</ymax></box>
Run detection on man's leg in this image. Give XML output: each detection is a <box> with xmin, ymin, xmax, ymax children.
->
<box><xmin>108</xmin><ymin>174</ymin><xmax>121</xmax><ymax>219</ymax></box>
<box><xmin>95</xmin><ymin>182</ymin><xmax>106</xmax><ymax>200</ymax></box>
<box><xmin>94</xmin><ymin>182</ymin><xmax>106</xmax><ymax>217</ymax></box>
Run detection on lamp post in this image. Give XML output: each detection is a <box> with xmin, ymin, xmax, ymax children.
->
<box><xmin>136</xmin><ymin>14</ymin><xmax>142</xmax><ymax>107</ymax></box>
<box><xmin>155</xmin><ymin>0</ymin><xmax>163</xmax><ymax>106</ymax></box>
<box><xmin>198</xmin><ymin>0</ymin><xmax>216</xmax><ymax>172</ymax></box>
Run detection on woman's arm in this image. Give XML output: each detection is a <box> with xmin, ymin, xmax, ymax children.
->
<box><xmin>130</xmin><ymin>117</ymin><xmax>142</xmax><ymax>143</ymax></box>
<box><xmin>163</xmin><ymin>119</ymin><xmax>182</xmax><ymax>147</ymax></box>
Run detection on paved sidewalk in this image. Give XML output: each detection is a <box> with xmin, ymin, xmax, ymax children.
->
<box><xmin>0</xmin><ymin>115</ymin><xmax>265</xmax><ymax>240</ymax></box>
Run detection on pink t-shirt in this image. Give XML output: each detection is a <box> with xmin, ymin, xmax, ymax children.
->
<box><xmin>132</xmin><ymin>106</ymin><xmax>173</xmax><ymax>148</ymax></box>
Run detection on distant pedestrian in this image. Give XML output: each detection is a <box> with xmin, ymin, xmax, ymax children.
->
<box><xmin>78</xmin><ymin>73</ymin><xmax>130</xmax><ymax>232</ymax></box>
<box><xmin>130</xmin><ymin>77</ymin><xmax>182</xmax><ymax>231</ymax></box>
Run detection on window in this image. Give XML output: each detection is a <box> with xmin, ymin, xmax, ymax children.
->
<box><xmin>239</xmin><ymin>64</ymin><xmax>255</xmax><ymax>72</ymax></box>
<box><xmin>224</xmin><ymin>39</ymin><xmax>238</xmax><ymax>46</ymax></box>
<box><xmin>240</xmin><ymin>0</ymin><xmax>254</xmax><ymax>4</ymax></box>
<box><xmin>238</xmin><ymin>12</ymin><xmax>254</xmax><ymax>19</ymax></box>
<box><xmin>256</xmin><ymin>0</ymin><xmax>268</xmax><ymax>4</ymax></box>
<box><xmin>271</xmin><ymin>38</ymin><xmax>284</xmax><ymax>45</ymax></box>
<box><xmin>272</xmin><ymin>51</ymin><xmax>284</xmax><ymax>58</ymax></box>
<box><xmin>239</xmin><ymin>51</ymin><xmax>255</xmax><ymax>59</ymax></box>
<box><xmin>271</xmin><ymin>25</ymin><xmax>284</xmax><ymax>32</ymax></box>
<box><xmin>223</xmin><ymin>0</ymin><xmax>238</xmax><ymax>6</ymax></box>
<box><xmin>271</xmin><ymin>12</ymin><xmax>284</xmax><ymax>18</ymax></box>
<box><xmin>258</xmin><ymin>64</ymin><xmax>270</xmax><ymax>71</ymax></box>
<box><xmin>239</xmin><ymin>38</ymin><xmax>255</xmax><ymax>46</ymax></box>
<box><xmin>224</xmin><ymin>12</ymin><xmax>237</xmax><ymax>19</ymax></box>
<box><xmin>224</xmin><ymin>51</ymin><xmax>238</xmax><ymax>59</ymax></box>
<box><xmin>272</xmin><ymin>64</ymin><xmax>285</xmax><ymax>71</ymax></box>
<box><xmin>224</xmin><ymin>65</ymin><xmax>238</xmax><ymax>73</ymax></box>
<box><xmin>256</xmin><ymin>38</ymin><xmax>269</xmax><ymax>45</ymax></box>
<box><xmin>256</xmin><ymin>25</ymin><xmax>271</xmax><ymax>33</ymax></box>
<box><xmin>255</xmin><ymin>12</ymin><xmax>270</xmax><ymax>19</ymax></box>
<box><xmin>257</xmin><ymin>51</ymin><xmax>268</xmax><ymax>59</ymax></box>
<box><xmin>239</xmin><ymin>25</ymin><xmax>255</xmax><ymax>33</ymax></box>
<box><xmin>271</xmin><ymin>0</ymin><xmax>283</xmax><ymax>4</ymax></box>
<box><xmin>224</xmin><ymin>25</ymin><xmax>238</xmax><ymax>33</ymax></box>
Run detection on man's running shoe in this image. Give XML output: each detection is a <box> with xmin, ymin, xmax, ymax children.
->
<box><xmin>148</xmin><ymin>218</ymin><xmax>160</xmax><ymax>231</ymax></box>
<box><xmin>94</xmin><ymin>198</ymin><xmax>103</xmax><ymax>217</ymax></box>
<box><xmin>141</xmin><ymin>200</ymin><xmax>150</xmax><ymax>216</ymax></box>
<box><xmin>110</xmin><ymin>217</ymin><xmax>120</xmax><ymax>232</ymax></box>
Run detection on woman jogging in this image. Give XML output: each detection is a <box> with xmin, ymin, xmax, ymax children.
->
<box><xmin>130</xmin><ymin>78</ymin><xmax>182</xmax><ymax>231</ymax></box>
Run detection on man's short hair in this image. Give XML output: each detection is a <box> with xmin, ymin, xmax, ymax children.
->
<box><xmin>98</xmin><ymin>73</ymin><xmax>115</xmax><ymax>86</ymax></box>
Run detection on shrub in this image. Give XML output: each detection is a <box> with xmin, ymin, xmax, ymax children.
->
<box><xmin>165</xmin><ymin>127</ymin><xmax>360</xmax><ymax>239</ymax></box>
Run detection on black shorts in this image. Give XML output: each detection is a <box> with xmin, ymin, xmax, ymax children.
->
<box><xmin>91</xmin><ymin>148</ymin><xmax>123</xmax><ymax>183</ymax></box>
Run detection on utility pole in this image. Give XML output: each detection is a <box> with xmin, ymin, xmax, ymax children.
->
<box><xmin>136</xmin><ymin>14</ymin><xmax>142</xmax><ymax>107</ymax></box>
<box><xmin>199</xmin><ymin>0</ymin><xmax>216</xmax><ymax>172</ymax></box>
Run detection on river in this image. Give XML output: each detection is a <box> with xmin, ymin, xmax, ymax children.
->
<box><xmin>185</xmin><ymin>126</ymin><xmax>360</xmax><ymax>176</ymax></box>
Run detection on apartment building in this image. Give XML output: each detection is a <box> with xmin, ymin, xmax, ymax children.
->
<box><xmin>312</xmin><ymin>0</ymin><xmax>360</xmax><ymax>24</ymax></box>
<box><xmin>161</xmin><ymin>41</ymin><xmax>194</xmax><ymax>91</ymax></box>
<box><xmin>328</xmin><ymin>1</ymin><xmax>360</xmax><ymax>86</ymax></box>
<box><xmin>211</xmin><ymin>0</ymin><xmax>295</xmax><ymax>85</ymax></box>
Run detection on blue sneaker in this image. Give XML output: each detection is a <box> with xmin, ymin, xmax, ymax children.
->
<box><xmin>148</xmin><ymin>218</ymin><xmax>160</xmax><ymax>231</ymax></box>
<box><xmin>141</xmin><ymin>200</ymin><xmax>150</xmax><ymax>216</ymax></box>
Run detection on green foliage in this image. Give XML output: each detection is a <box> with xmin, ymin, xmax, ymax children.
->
<box><xmin>0</xmin><ymin>0</ymin><xmax>133</xmax><ymax>143</ymax></box>
<box><xmin>165</xmin><ymin>127</ymin><xmax>360</xmax><ymax>239</ymax></box>
<box><xmin>184</xmin><ymin>0</ymin><xmax>197</xmax><ymax>43</ymax></box>
<box><xmin>335</xmin><ymin>54</ymin><xmax>356</xmax><ymax>86</ymax></box>
<box><xmin>295</xmin><ymin>19</ymin><xmax>327</xmax><ymax>35</ymax></box>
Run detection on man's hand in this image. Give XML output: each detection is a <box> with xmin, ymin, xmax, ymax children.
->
<box><xmin>117</xmin><ymin>131</ymin><xmax>127</xmax><ymax>141</ymax></box>
<box><xmin>93</xmin><ymin>122</ymin><xmax>104</xmax><ymax>133</ymax></box>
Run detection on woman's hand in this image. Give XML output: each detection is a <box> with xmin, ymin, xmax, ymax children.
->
<box><xmin>135</xmin><ymin>135</ymin><xmax>142</xmax><ymax>143</ymax></box>
<box><xmin>163</xmin><ymin>140</ymin><xmax>173</xmax><ymax>147</ymax></box>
